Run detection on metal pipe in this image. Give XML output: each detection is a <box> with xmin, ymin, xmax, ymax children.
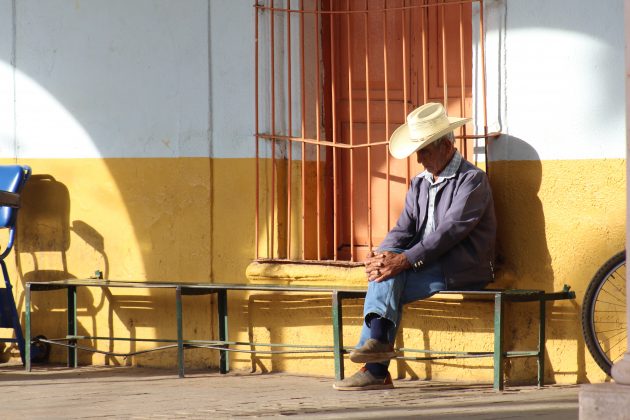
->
<box><xmin>255</xmin><ymin>0</ymin><xmax>481</xmax><ymax>15</ymax></box>
<box><xmin>300</xmin><ymin>0</ymin><xmax>306</xmax><ymax>259</ymax></box>
<box><xmin>315</xmin><ymin>0</ymin><xmax>322</xmax><ymax>260</ymax></box>
<box><xmin>422</xmin><ymin>0</ymin><xmax>428</xmax><ymax>105</ymax></box>
<box><xmin>402</xmin><ymin>0</ymin><xmax>410</xmax><ymax>185</ymax></box>
<box><xmin>256</xmin><ymin>132</ymin><xmax>497</xmax><ymax>148</ymax></box>
<box><xmin>255</xmin><ymin>6</ymin><xmax>260</xmax><ymax>259</ymax></box>
<box><xmin>346</xmin><ymin>0</ymin><xmax>355</xmax><ymax>261</ymax></box>
<box><xmin>383</xmin><ymin>1</ymin><xmax>391</xmax><ymax>231</ymax></box>
<box><xmin>441</xmin><ymin>0</ymin><xmax>449</xmax><ymax>110</ymax></box>
<box><xmin>479</xmin><ymin>0</ymin><xmax>490</xmax><ymax>175</ymax></box>
<box><xmin>459</xmin><ymin>2</ymin><xmax>467</xmax><ymax>159</ymax></box>
<box><xmin>330</xmin><ymin>0</ymin><xmax>339</xmax><ymax>260</ymax></box>
<box><xmin>364</xmin><ymin>0</ymin><xmax>372</xmax><ymax>251</ymax></box>
<box><xmin>287</xmin><ymin>0</ymin><xmax>293</xmax><ymax>259</ymax></box>
<box><xmin>271</xmin><ymin>0</ymin><xmax>277</xmax><ymax>258</ymax></box>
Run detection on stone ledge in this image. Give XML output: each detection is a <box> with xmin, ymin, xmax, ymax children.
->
<box><xmin>245</xmin><ymin>261</ymin><xmax>366</xmax><ymax>286</ymax></box>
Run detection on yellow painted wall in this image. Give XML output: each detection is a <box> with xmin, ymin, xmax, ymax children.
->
<box><xmin>1</xmin><ymin>157</ymin><xmax>213</xmax><ymax>366</ymax></box>
<box><xmin>0</xmin><ymin>157</ymin><xmax>624</xmax><ymax>386</ymax></box>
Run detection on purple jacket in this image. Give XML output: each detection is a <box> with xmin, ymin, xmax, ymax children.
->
<box><xmin>379</xmin><ymin>158</ymin><xmax>497</xmax><ymax>290</ymax></box>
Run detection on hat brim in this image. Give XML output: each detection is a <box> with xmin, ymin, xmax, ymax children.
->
<box><xmin>388</xmin><ymin>116</ymin><xmax>471</xmax><ymax>159</ymax></box>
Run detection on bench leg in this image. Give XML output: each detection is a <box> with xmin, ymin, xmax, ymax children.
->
<box><xmin>218</xmin><ymin>289</ymin><xmax>229</xmax><ymax>374</ymax></box>
<box><xmin>25</xmin><ymin>284</ymin><xmax>31</xmax><ymax>372</ymax></box>
<box><xmin>176</xmin><ymin>286</ymin><xmax>184</xmax><ymax>378</ymax></box>
<box><xmin>538</xmin><ymin>298</ymin><xmax>546</xmax><ymax>388</ymax></box>
<box><xmin>493</xmin><ymin>293</ymin><xmax>504</xmax><ymax>391</ymax></box>
<box><xmin>332</xmin><ymin>291</ymin><xmax>345</xmax><ymax>381</ymax></box>
<box><xmin>67</xmin><ymin>286</ymin><xmax>77</xmax><ymax>368</ymax></box>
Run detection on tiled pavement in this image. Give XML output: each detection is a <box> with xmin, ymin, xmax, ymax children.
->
<box><xmin>0</xmin><ymin>364</ymin><xmax>579</xmax><ymax>419</ymax></box>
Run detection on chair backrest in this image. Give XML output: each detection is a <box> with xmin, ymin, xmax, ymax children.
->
<box><xmin>0</xmin><ymin>165</ymin><xmax>31</xmax><ymax>229</ymax></box>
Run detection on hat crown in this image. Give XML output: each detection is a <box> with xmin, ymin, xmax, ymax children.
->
<box><xmin>407</xmin><ymin>103</ymin><xmax>450</xmax><ymax>142</ymax></box>
<box><xmin>388</xmin><ymin>102</ymin><xmax>470</xmax><ymax>159</ymax></box>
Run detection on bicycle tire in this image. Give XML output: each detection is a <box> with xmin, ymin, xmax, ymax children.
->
<box><xmin>582</xmin><ymin>250</ymin><xmax>628</xmax><ymax>376</ymax></box>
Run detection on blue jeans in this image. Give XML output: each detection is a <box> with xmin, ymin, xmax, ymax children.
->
<box><xmin>357</xmin><ymin>259</ymin><xmax>446</xmax><ymax>367</ymax></box>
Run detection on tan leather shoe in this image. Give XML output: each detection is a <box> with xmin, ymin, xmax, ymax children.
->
<box><xmin>332</xmin><ymin>367</ymin><xmax>394</xmax><ymax>391</ymax></box>
<box><xmin>348</xmin><ymin>338</ymin><xmax>396</xmax><ymax>363</ymax></box>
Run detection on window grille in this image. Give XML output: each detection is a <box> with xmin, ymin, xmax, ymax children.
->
<box><xmin>255</xmin><ymin>0</ymin><xmax>492</xmax><ymax>263</ymax></box>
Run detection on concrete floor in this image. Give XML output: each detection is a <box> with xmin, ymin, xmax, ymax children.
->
<box><xmin>0</xmin><ymin>364</ymin><xmax>579</xmax><ymax>419</ymax></box>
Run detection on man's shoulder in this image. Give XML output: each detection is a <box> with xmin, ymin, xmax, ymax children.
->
<box><xmin>457</xmin><ymin>159</ymin><xmax>487</xmax><ymax>180</ymax></box>
<box><xmin>458</xmin><ymin>157</ymin><xmax>483</xmax><ymax>173</ymax></box>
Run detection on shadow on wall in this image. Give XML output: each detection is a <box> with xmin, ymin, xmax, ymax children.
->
<box><xmin>488</xmin><ymin>135</ymin><xmax>553</xmax><ymax>290</ymax></box>
<box><xmin>486</xmin><ymin>135</ymin><xmax>587</xmax><ymax>385</ymax></box>
<box><xmin>11</xmin><ymin>174</ymin><xmax>154</xmax><ymax>366</ymax></box>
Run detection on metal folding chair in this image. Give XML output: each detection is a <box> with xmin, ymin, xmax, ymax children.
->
<box><xmin>0</xmin><ymin>165</ymin><xmax>31</xmax><ymax>363</ymax></box>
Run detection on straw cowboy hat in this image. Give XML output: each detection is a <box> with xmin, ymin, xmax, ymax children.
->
<box><xmin>388</xmin><ymin>102</ymin><xmax>471</xmax><ymax>159</ymax></box>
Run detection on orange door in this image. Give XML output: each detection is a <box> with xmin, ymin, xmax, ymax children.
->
<box><xmin>323</xmin><ymin>0</ymin><xmax>472</xmax><ymax>261</ymax></box>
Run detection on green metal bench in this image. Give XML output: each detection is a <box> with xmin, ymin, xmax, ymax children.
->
<box><xmin>24</xmin><ymin>279</ymin><xmax>574</xmax><ymax>391</ymax></box>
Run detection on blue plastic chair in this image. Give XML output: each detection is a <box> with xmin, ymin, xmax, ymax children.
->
<box><xmin>0</xmin><ymin>165</ymin><xmax>31</xmax><ymax>363</ymax></box>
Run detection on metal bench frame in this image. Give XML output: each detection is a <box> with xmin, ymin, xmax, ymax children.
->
<box><xmin>24</xmin><ymin>279</ymin><xmax>575</xmax><ymax>391</ymax></box>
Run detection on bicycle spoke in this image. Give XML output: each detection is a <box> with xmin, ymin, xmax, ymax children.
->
<box><xmin>594</xmin><ymin>299</ymin><xmax>626</xmax><ymax>308</ymax></box>
<box><xmin>602</xmin><ymin>335</ymin><xmax>628</xmax><ymax>355</ymax></box>
<box><xmin>599</xmin><ymin>283</ymin><xmax>627</xmax><ymax>306</ymax></box>
<box><xmin>609</xmin><ymin>272</ymin><xmax>627</xmax><ymax>288</ymax></box>
<box><xmin>599</xmin><ymin>290</ymin><xmax>626</xmax><ymax>307</ymax></box>
<box><xmin>595</xmin><ymin>328</ymin><xmax>626</xmax><ymax>335</ymax></box>
<box><xmin>596</xmin><ymin>328</ymin><xmax>627</xmax><ymax>342</ymax></box>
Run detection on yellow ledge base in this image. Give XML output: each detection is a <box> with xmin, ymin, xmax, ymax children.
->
<box><xmin>245</xmin><ymin>261</ymin><xmax>366</xmax><ymax>287</ymax></box>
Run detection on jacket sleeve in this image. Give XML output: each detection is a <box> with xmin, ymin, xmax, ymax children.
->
<box><xmin>378</xmin><ymin>178</ymin><xmax>419</xmax><ymax>251</ymax></box>
<box><xmin>402</xmin><ymin>170</ymin><xmax>492</xmax><ymax>265</ymax></box>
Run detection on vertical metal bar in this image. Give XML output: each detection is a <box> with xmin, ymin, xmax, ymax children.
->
<box><xmin>287</xmin><ymin>0</ymin><xmax>293</xmax><ymax>259</ymax></box>
<box><xmin>24</xmin><ymin>283</ymin><xmax>31</xmax><ymax>372</ymax></box>
<box><xmin>176</xmin><ymin>286</ymin><xmax>184</xmax><ymax>378</ymax></box>
<box><xmin>459</xmin><ymin>2</ymin><xmax>467</xmax><ymax>159</ymax></box>
<box><xmin>346</xmin><ymin>0</ymin><xmax>355</xmax><ymax>261</ymax></box>
<box><xmin>218</xmin><ymin>289</ymin><xmax>229</xmax><ymax>374</ymax></box>
<box><xmin>255</xmin><ymin>4</ymin><xmax>260</xmax><ymax>259</ymax></box>
<box><xmin>538</xmin><ymin>295</ymin><xmax>546</xmax><ymax>388</ymax></box>
<box><xmin>441</xmin><ymin>0</ymin><xmax>449</xmax><ymax>109</ymax></box>
<box><xmin>421</xmin><ymin>0</ymin><xmax>428</xmax><ymax>105</ymax></box>
<box><xmin>479</xmin><ymin>0</ymin><xmax>490</xmax><ymax>175</ymax></box>
<box><xmin>402</xmin><ymin>0</ymin><xmax>410</xmax><ymax>185</ymax></box>
<box><xmin>270</xmin><ymin>0</ymin><xmax>277</xmax><ymax>258</ymax></box>
<box><xmin>331</xmin><ymin>0</ymin><xmax>338</xmax><ymax>260</ymax></box>
<box><xmin>383</xmin><ymin>1</ymin><xmax>391</xmax><ymax>231</ymax></box>
<box><xmin>315</xmin><ymin>1</ymin><xmax>322</xmax><ymax>260</ymax></box>
<box><xmin>67</xmin><ymin>286</ymin><xmax>77</xmax><ymax>368</ymax></box>
<box><xmin>332</xmin><ymin>291</ymin><xmax>345</xmax><ymax>380</ymax></box>
<box><xmin>300</xmin><ymin>0</ymin><xmax>306</xmax><ymax>260</ymax></box>
<box><xmin>493</xmin><ymin>292</ymin><xmax>504</xmax><ymax>391</ymax></box>
<box><xmin>364</xmin><ymin>0</ymin><xmax>372</xmax><ymax>251</ymax></box>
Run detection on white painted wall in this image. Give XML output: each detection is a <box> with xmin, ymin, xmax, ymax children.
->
<box><xmin>0</xmin><ymin>0</ymin><xmax>16</xmax><ymax>158</ymax></box>
<box><xmin>1</xmin><ymin>0</ymin><xmax>211</xmax><ymax>159</ymax></box>
<box><xmin>0</xmin><ymin>0</ymin><xmax>317</xmax><ymax>160</ymax></box>
<box><xmin>478</xmin><ymin>0</ymin><xmax>626</xmax><ymax>161</ymax></box>
<box><xmin>209</xmin><ymin>0</ymin><xmax>256</xmax><ymax>159</ymax></box>
<box><xmin>4</xmin><ymin>0</ymin><xmax>623</xmax><ymax>162</ymax></box>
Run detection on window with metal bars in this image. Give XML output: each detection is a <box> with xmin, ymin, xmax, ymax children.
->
<box><xmin>255</xmin><ymin>0</ymin><xmax>490</xmax><ymax>263</ymax></box>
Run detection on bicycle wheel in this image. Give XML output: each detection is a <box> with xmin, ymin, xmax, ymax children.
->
<box><xmin>582</xmin><ymin>250</ymin><xmax>628</xmax><ymax>375</ymax></box>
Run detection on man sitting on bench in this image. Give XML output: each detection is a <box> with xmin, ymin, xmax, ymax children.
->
<box><xmin>333</xmin><ymin>102</ymin><xmax>497</xmax><ymax>391</ymax></box>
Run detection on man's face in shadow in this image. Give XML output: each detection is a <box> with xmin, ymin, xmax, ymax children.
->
<box><xmin>416</xmin><ymin>135</ymin><xmax>455</xmax><ymax>177</ymax></box>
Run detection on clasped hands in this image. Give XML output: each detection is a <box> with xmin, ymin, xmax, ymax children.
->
<box><xmin>364</xmin><ymin>251</ymin><xmax>411</xmax><ymax>283</ymax></box>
